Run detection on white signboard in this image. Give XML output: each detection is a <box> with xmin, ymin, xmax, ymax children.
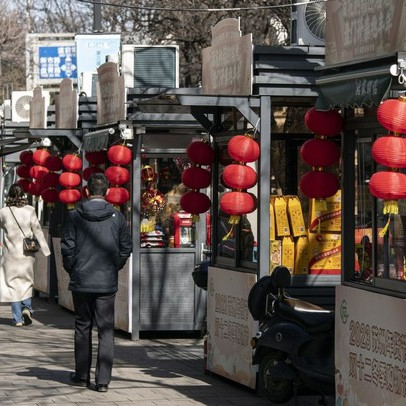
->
<box><xmin>202</xmin><ymin>18</ymin><xmax>253</xmax><ymax>95</ymax></box>
<box><xmin>206</xmin><ymin>266</ymin><xmax>257</xmax><ymax>389</ymax></box>
<box><xmin>335</xmin><ymin>285</ymin><xmax>406</xmax><ymax>406</ymax></box>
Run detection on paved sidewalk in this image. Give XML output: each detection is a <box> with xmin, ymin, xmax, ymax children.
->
<box><xmin>0</xmin><ymin>297</ymin><xmax>271</xmax><ymax>406</ymax></box>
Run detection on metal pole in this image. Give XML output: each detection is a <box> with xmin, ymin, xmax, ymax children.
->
<box><xmin>93</xmin><ymin>0</ymin><xmax>102</xmax><ymax>32</ymax></box>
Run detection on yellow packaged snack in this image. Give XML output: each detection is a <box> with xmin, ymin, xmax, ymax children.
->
<box><xmin>281</xmin><ymin>236</ymin><xmax>295</xmax><ymax>273</ymax></box>
<box><xmin>270</xmin><ymin>200</ymin><xmax>275</xmax><ymax>241</ymax></box>
<box><xmin>294</xmin><ymin>235</ymin><xmax>309</xmax><ymax>275</ymax></box>
<box><xmin>287</xmin><ymin>196</ymin><xmax>306</xmax><ymax>237</ymax></box>
<box><xmin>270</xmin><ymin>240</ymin><xmax>282</xmax><ymax>273</ymax></box>
<box><xmin>272</xmin><ymin>196</ymin><xmax>290</xmax><ymax>237</ymax></box>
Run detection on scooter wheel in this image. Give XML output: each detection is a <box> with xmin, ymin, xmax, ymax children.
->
<box><xmin>259</xmin><ymin>351</ymin><xmax>293</xmax><ymax>404</ymax></box>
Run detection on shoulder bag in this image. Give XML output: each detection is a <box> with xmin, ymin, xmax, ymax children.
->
<box><xmin>9</xmin><ymin>207</ymin><xmax>40</xmax><ymax>253</ymax></box>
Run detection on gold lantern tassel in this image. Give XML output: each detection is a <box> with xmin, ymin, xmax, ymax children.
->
<box><xmin>379</xmin><ymin>200</ymin><xmax>399</xmax><ymax>237</ymax></box>
<box><xmin>222</xmin><ymin>216</ymin><xmax>241</xmax><ymax>241</ymax></box>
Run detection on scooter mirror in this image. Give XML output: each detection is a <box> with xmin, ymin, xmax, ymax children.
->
<box><xmin>271</xmin><ymin>265</ymin><xmax>292</xmax><ymax>288</ymax></box>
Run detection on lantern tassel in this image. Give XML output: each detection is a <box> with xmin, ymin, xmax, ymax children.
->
<box><xmin>379</xmin><ymin>217</ymin><xmax>391</xmax><ymax>238</ymax></box>
<box><xmin>222</xmin><ymin>224</ymin><xmax>235</xmax><ymax>241</ymax></box>
<box><xmin>192</xmin><ymin>214</ymin><xmax>200</xmax><ymax>223</ymax></box>
<box><xmin>379</xmin><ymin>200</ymin><xmax>399</xmax><ymax>238</ymax></box>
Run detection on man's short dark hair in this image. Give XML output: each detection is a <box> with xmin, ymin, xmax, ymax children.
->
<box><xmin>87</xmin><ymin>173</ymin><xmax>109</xmax><ymax>197</ymax></box>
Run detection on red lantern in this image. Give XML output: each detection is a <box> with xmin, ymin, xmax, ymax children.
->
<box><xmin>41</xmin><ymin>188</ymin><xmax>59</xmax><ymax>205</ymax></box>
<box><xmin>180</xmin><ymin>190</ymin><xmax>211</xmax><ymax>215</ymax></box>
<box><xmin>105</xmin><ymin>187</ymin><xmax>130</xmax><ymax>206</ymax></box>
<box><xmin>29</xmin><ymin>165</ymin><xmax>49</xmax><ymax>181</ymax></box>
<box><xmin>19</xmin><ymin>150</ymin><xmax>34</xmax><ymax>166</ymax></box>
<box><xmin>186</xmin><ymin>141</ymin><xmax>215</xmax><ymax>166</ymax></box>
<box><xmin>369</xmin><ymin>171</ymin><xmax>406</xmax><ymax>200</ymax></box>
<box><xmin>300</xmin><ymin>138</ymin><xmax>340</xmax><ymax>167</ymax></box>
<box><xmin>45</xmin><ymin>155</ymin><xmax>63</xmax><ymax>172</ymax></box>
<box><xmin>182</xmin><ymin>167</ymin><xmax>211</xmax><ymax>190</ymax></box>
<box><xmin>227</xmin><ymin>135</ymin><xmax>260</xmax><ymax>163</ymax></box>
<box><xmin>59</xmin><ymin>189</ymin><xmax>81</xmax><ymax>209</ymax></box>
<box><xmin>371</xmin><ymin>135</ymin><xmax>406</xmax><ymax>168</ymax></box>
<box><xmin>85</xmin><ymin>150</ymin><xmax>108</xmax><ymax>165</ymax></box>
<box><xmin>299</xmin><ymin>170</ymin><xmax>340</xmax><ymax>199</ymax></box>
<box><xmin>83</xmin><ymin>166</ymin><xmax>104</xmax><ymax>181</ymax></box>
<box><xmin>220</xmin><ymin>191</ymin><xmax>256</xmax><ymax>216</ymax></box>
<box><xmin>377</xmin><ymin>98</ymin><xmax>406</xmax><ymax>134</ymax></box>
<box><xmin>16</xmin><ymin>165</ymin><xmax>31</xmax><ymax>179</ymax></box>
<box><xmin>59</xmin><ymin>172</ymin><xmax>81</xmax><ymax>188</ymax></box>
<box><xmin>62</xmin><ymin>154</ymin><xmax>82</xmax><ymax>172</ymax></box>
<box><xmin>222</xmin><ymin>164</ymin><xmax>257</xmax><ymax>190</ymax></box>
<box><xmin>33</xmin><ymin>148</ymin><xmax>50</xmax><ymax>166</ymax></box>
<box><xmin>17</xmin><ymin>178</ymin><xmax>31</xmax><ymax>193</ymax></box>
<box><xmin>28</xmin><ymin>181</ymin><xmax>46</xmax><ymax>197</ymax></box>
<box><xmin>305</xmin><ymin>107</ymin><xmax>343</xmax><ymax>136</ymax></box>
<box><xmin>105</xmin><ymin>166</ymin><xmax>130</xmax><ymax>185</ymax></box>
<box><xmin>40</xmin><ymin>172</ymin><xmax>60</xmax><ymax>188</ymax></box>
<box><xmin>107</xmin><ymin>145</ymin><xmax>132</xmax><ymax>166</ymax></box>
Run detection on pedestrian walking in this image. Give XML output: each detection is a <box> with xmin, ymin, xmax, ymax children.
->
<box><xmin>61</xmin><ymin>173</ymin><xmax>132</xmax><ymax>392</ymax></box>
<box><xmin>0</xmin><ymin>183</ymin><xmax>51</xmax><ymax>326</ymax></box>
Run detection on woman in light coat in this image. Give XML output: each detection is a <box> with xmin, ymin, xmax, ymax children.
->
<box><xmin>0</xmin><ymin>184</ymin><xmax>50</xmax><ymax>326</ymax></box>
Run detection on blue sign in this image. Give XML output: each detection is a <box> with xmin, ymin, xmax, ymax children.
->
<box><xmin>39</xmin><ymin>46</ymin><xmax>77</xmax><ymax>79</ymax></box>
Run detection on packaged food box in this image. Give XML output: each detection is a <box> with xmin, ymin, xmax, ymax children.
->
<box><xmin>294</xmin><ymin>235</ymin><xmax>309</xmax><ymax>275</ymax></box>
<box><xmin>287</xmin><ymin>195</ymin><xmax>306</xmax><ymax>237</ymax></box>
<box><xmin>308</xmin><ymin>232</ymin><xmax>341</xmax><ymax>275</ymax></box>
<box><xmin>309</xmin><ymin>190</ymin><xmax>341</xmax><ymax>233</ymax></box>
<box><xmin>272</xmin><ymin>196</ymin><xmax>290</xmax><ymax>237</ymax></box>
<box><xmin>270</xmin><ymin>240</ymin><xmax>282</xmax><ymax>273</ymax></box>
<box><xmin>281</xmin><ymin>236</ymin><xmax>295</xmax><ymax>274</ymax></box>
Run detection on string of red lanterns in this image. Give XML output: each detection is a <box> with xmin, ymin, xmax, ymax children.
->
<box><xmin>299</xmin><ymin>107</ymin><xmax>342</xmax><ymax>212</ymax></box>
<box><xmin>180</xmin><ymin>140</ymin><xmax>214</xmax><ymax>221</ymax></box>
<box><xmin>219</xmin><ymin>133</ymin><xmax>259</xmax><ymax>239</ymax></box>
<box><xmin>369</xmin><ymin>96</ymin><xmax>406</xmax><ymax>236</ymax></box>
<box><xmin>59</xmin><ymin>153</ymin><xmax>82</xmax><ymax>209</ymax></box>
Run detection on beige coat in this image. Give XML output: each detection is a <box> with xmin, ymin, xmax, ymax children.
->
<box><xmin>0</xmin><ymin>205</ymin><xmax>51</xmax><ymax>302</ymax></box>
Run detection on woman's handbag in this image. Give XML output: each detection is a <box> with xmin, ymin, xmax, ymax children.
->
<box><xmin>9</xmin><ymin>207</ymin><xmax>40</xmax><ymax>253</ymax></box>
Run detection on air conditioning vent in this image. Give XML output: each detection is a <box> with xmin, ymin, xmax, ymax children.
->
<box><xmin>122</xmin><ymin>45</ymin><xmax>179</xmax><ymax>89</ymax></box>
<box><xmin>11</xmin><ymin>90</ymin><xmax>50</xmax><ymax>123</ymax></box>
<box><xmin>290</xmin><ymin>0</ymin><xmax>325</xmax><ymax>46</ymax></box>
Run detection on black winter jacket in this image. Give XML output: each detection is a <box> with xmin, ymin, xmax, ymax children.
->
<box><xmin>61</xmin><ymin>198</ymin><xmax>133</xmax><ymax>293</ymax></box>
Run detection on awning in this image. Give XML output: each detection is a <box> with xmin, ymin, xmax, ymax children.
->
<box><xmin>315</xmin><ymin>66</ymin><xmax>392</xmax><ymax>110</ymax></box>
<box><xmin>83</xmin><ymin>128</ymin><xmax>114</xmax><ymax>151</ymax></box>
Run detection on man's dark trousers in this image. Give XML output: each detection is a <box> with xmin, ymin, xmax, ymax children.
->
<box><xmin>72</xmin><ymin>292</ymin><xmax>116</xmax><ymax>385</ymax></box>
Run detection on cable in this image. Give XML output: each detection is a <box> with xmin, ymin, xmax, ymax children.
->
<box><xmin>75</xmin><ymin>0</ymin><xmax>327</xmax><ymax>13</ymax></box>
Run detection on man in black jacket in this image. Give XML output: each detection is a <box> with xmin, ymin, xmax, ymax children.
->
<box><xmin>61</xmin><ymin>173</ymin><xmax>132</xmax><ymax>392</ymax></box>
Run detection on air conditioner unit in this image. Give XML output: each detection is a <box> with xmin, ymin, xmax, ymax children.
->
<box><xmin>80</xmin><ymin>71</ymin><xmax>98</xmax><ymax>97</ymax></box>
<box><xmin>121</xmin><ymin>45</ymin><xmax>179</xmax><ymax>89</ymax></box>
<box><xmin>11</xmin><ymin>90</ymin><xmax>50</xmax><ymax>123</ymax></box>
<box><xmin>290</xmin><ymin>0</ymin><xmax>325</xmax><ymax>46</ymax></box>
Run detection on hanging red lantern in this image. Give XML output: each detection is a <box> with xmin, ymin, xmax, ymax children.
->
<box><xmin>28</xmin><ymin>181</ymin><xmax>46</xmax><ymax>198</ymax></box>
<box><xmin>17</xmin><ymin>178</ymin><xmax>31</xmax><ymax>193</ymax></box>
<box><xmin>300</xmin><ymin>138</ymin><xmax>340</xmax><ymax>167</ymax></box>
<box><xmin>228</xmin><ymin>135</ymin><xmax>260</xmax><ymax>163</ymax></box>
<box><xmin>305</xmin><ymin>107</ymin><xmax>343</xmax><ymax>136</ymax></box>
<box><xmin>41</xmin><ymin>188</ymin><xmax>59</xmax><ymax>206</ymax></box>
<box><xmin>16</xmin><ymin>164</ymin><xmax>31</xmax><ymax>179</ymax></box>
<box><xmin>44</xmin><ymin>155</ymin><xmax>63</xmax><ymax>172</ymax></box>
<box><xmin>85</xmin><ymin>150</ymin><xmax>108</xmax><ymax>165</ymax></box>
<box><xmin>299</xmin><ymin>170</ymin><xmax>340</xmax><ymax>199</ymax></box>
<box><xmin>107</xmin><ymin>145</ymin><xmax>132</xmax><ymax>166</ymax></box>
<box><xmin>220</xmin><ymin>191</ymin><xmax>256</xmax><ymax>224</ymax></box>
<box><xmin>369</xmin><ymin>171</ymin><xmax>406</xmax><ymax>201</ymax></box>
<box><xmin>105</xmin><ymin>166</ymin><xmax>130</xmax><ymax>185</ymax></box>
<box><xmin>371</xmin><ymin>135</ymin><xmax>406</xmax><ymax>168</ymax></box>
<box><xmin>186</xmin><ymin>141</ymin><xmax>215</xmax><ymax>166</ymax></box>
<box><xmin>29</xmin><ymin>165</ymin><xmax>49</xmax><ymax>181</ymax></box>
<box><xmin>62</xmin><ymin>154</ymin><xmax>82</xmax><ymax>172</ymax></box>
<box><xmin>182</xmin><ymin>167</ymin><xmax>211</xmax><ymax>190</ymax></box>
<box><xmin>83</xmin><ymin>166</ymin><xmax>104</xmax><ymax>181</ymax></box>
<box><xmin>105</xmin><ymin>187</ymin><xmax>130</xmax><ymax>207</ymax></box>
<box><xmin>59</xmin><ymin>172</ymin><xmax>81</xmax><ymax>188</ymax></box>
<box><xmin>19</xmin><ymin>150</ymin><xmax>34</xmax><ymax>166</ymax></box>
<box><xmin>33</xmin><ymin>148</ymin><xmax>51</xmax><ymax>166</ymax></box>
<box><xmin>377</xmin><ymin>98</ymin><xmax>406</xmax><ymax>134</ymax></box>
<box><xmin>180</xmin><ymin>190</ymin><xmax>211</xmax><ymax>215</ymax></box>
<box><xmin>40</xmin><ymin>172</ymin><xmax>60</xmax><ymax>189</ymax></box>
<box><xmin>222</xmin><ymin>164</ymin><xmax>257</xmax><ymax>190</ymax></box>
<box><xmin>59</xmin><ymin>189</ymin><xmax>81</xmax><ymax>209</ymax></box>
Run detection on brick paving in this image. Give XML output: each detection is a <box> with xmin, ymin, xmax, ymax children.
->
<box><xmin>0</xmin><ymin>297</ymin><xmax>333</xmax><ymax>405</ymax></box>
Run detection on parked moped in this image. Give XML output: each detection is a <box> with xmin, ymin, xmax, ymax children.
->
<box><xmin>248</xmin><ymin>265</ymin><xmax>335</xmax><ymax>404</ymax></box>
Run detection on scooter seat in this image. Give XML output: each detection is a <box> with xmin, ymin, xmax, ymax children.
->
<box><xmin>275</xmin><ymin>298</ymin><xmax>334</xmax><ymax>332</ymax></box>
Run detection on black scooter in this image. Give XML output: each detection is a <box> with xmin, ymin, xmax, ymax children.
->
<box><xmin>248</xmin><ymin>265</ymin><xmax>335</xmax><ymax>404</ymax></box>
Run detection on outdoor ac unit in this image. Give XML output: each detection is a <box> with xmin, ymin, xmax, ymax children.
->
<box><xmin>121</xmin><ymin>45</ymin><xmax>179</xmax><ymax>89</ymax></box>
<box><xmin>290</xmin><ymin>0</ymin><xmax>325</xmax><ymax>46</ymax></box>
<box><xmin>11</xmin><ymin>90</ymin><xmax>50</xmax><ymax>123</ymax></box>
<box><xmin>80</xmin><ymin>71</ymin><xmax>98</xmax><ymax>97</ymax></box>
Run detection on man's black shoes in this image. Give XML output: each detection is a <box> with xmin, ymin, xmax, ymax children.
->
<box><xmin>95</xmin><ymin>383</ymin><xmax>108</xmax><ymax>392</ymax></box>
<box><xmin>69</xmin><ymin>372</ymin><xmax>90</xmax><ymax>387</ymax></box>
